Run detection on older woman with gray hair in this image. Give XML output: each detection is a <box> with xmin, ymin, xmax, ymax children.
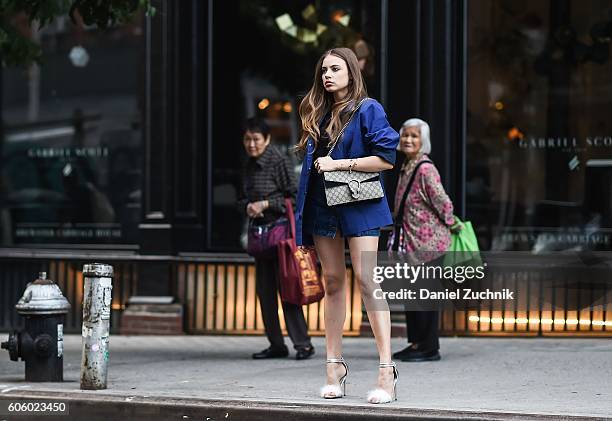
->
<box><xmin>388</xmin><ymin>118</ymin><xmax>458</xmax><ymax>362</ymax></box>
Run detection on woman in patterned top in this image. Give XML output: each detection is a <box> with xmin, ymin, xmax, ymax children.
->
<box><xmin>238</xmin><ymin>117</ymin><xmax>314</xmax><ymax>361</ymax></box>
<box><xmin>389</xmin><ymin>118</ymin><xmax>460</xmax><ymax>363</ymax></box>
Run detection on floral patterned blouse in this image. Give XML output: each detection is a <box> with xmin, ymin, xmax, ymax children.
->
<box><xmin>389</xmin><ymin>154</ymin><xmax>455</xmax><ymax>255</ymax></box>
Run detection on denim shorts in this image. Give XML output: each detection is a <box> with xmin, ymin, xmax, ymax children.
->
<box><xmin>303</xmin><ymin>202</ymin><xmax>380</xmax><ymax>238</ymax></box>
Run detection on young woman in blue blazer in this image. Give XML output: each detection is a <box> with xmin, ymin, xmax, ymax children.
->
<box><xmin>295</xmin><ymin>47</ymin><xmax>400</xmax><ymax>404</ymax></box>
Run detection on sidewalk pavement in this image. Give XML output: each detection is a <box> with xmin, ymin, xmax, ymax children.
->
<box><xmin>0</xmin><ymin>335</ymin><xmax>611</xmax><ymax>421</ymax></box>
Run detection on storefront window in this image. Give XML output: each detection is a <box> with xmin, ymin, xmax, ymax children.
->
<box><xmin>1</xmin><ymin>16</ymin><xmax>144</xmax><ymax>246</ymax></box>
<box><xmin>211</xmin><ymin>0</ymin><xmax>380</xmax><ymax>250</ymax></box>
<box><xmin>466</xmin><ymin>0</ymin><xmax>612</xmax><ymax>251</ymax></box>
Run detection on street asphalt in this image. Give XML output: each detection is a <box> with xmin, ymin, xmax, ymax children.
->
<box><xmin>0</xmin><ymin>335</ymin><xmax>611</xmax><ymax>420</ymax></box>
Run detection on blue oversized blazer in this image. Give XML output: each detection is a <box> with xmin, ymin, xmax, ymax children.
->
<box><xmin>295</xmin><ymin>98</ymin><xmax>400</xmax><ymax>246</ymax></box>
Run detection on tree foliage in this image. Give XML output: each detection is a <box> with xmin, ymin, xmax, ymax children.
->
<box><xmin>0</xmin><ymin>0</ymin><xmax>155</xmax><ymax>67</ymax></box>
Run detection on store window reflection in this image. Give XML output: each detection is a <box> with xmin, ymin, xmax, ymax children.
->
<box><xmin>466</xmin><ymin>0</ymin><xmax>612</xmax><ymax>252</ymax></box>
<box><xmin>211</xmin><ymin>0</ymin><xmax>380</xmax><ymax>250</ymax></box>
<box><xmin>1</xmin><ymin>15</ymin><xmax>144</xmax><ymax>246</ymax></box>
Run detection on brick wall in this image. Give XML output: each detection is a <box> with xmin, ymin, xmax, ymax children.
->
<box><xmin>120</xmin><ymin>304</ymin><xmax>184</xmax><ymax>335</ymax></box>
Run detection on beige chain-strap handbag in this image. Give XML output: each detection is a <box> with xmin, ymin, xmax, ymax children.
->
<box><xmin>322</xmin><ymin>98</ymin><xmax>385</xmax><ymax>206</ymax></box>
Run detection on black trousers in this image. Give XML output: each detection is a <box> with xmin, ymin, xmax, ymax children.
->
<box><xmin>255</xmin><ymin>254</ymin><xmax>311</xmax><ymax>350</ymax></box>
<box><xmin>403</xmin><ymin>253</ymin><xmax>444</xmax><ymax>351</ymax></box>
<box><xmin>405</xmin><ymin>311</ymin><xmax>440</xmax><ymax>351</ymax></box>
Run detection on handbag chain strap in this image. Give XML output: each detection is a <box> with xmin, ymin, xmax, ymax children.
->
<box><xmin>395</xmin><ymin>159</ymin><xmax>433</xmax><ymax>224</ymax></box>
<box><xmin>326</xmin><ymin>97</ymin><xmax>369</xmax><ymax>157</ymax></box>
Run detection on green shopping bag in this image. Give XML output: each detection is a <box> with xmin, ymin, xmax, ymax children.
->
<box><xmin>443</xmin><ymin>217</ymin><xmax>482</xmax><ymax>268</ymax></box>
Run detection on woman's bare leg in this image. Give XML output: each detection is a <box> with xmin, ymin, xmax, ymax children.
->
<box><xmin>313</xmin><ymin>234</ymin><xmax>348</xmax><ymax>393</ymax></box>
<box><xmin>348</xmin><ymin>236</ymin><xmax>395</xmax><ymax>397</ymax></box>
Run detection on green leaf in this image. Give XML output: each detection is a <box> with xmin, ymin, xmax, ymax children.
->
<box><xmin>0</xmin><ymin>25</ymin><xmax>42</xmax><ymax>67</ymax></box>
<box><xmin>1</xmin><ymin>0</ymin><xmax>153</xmax><ymax>67</ymax></box>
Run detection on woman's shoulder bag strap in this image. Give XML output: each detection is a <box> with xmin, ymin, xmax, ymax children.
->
<box><xmin>326</xmin><ymin>97</ymin><xmax>369</xmax><ymax>156</ymax></box>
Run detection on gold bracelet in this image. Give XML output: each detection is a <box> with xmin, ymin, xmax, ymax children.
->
<box><xmin>348</xmin><ymin>159</ymin><xmax>357</xmax><ymax>173</ymax></box>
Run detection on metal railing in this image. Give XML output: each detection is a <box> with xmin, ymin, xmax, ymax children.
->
<box><xmin>0</xmin><ymin>254</ymin><xmax>363</xmax><ymax>336</ymax></box>
<box><xmin>1</xmin><ymin>252</ymin><xmax>610</xmax><ymax>336</ymax></box>
<box><xmin>0</xmin><ymin>257</ymin><xmax>137</xmax><ymax>333</ymax></box>
<box><xmin>173</xmin><ymin>259</ymin><xmax>362</xmax><ymax>336</ymax></box>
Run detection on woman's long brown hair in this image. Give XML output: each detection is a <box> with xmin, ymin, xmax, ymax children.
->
<box><xmin>295</xmin><ymin>47</ymin><xmax>368</xmax><ymax>153</ymax></box>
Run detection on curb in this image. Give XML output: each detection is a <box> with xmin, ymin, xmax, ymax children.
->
<box><xmin>0</xmin><ymin>390</ymin><xmax>607</xmax><ymax>421</ymax></box>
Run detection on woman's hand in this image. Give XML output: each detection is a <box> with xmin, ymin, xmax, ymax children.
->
<box><xmin>314</xmin><ymin>156</ymin><xmax>337</xmax><ymax>173</ymax></box>
<box><xmin>298</xmin><ymin>245</ymin><xmax>317</xmax><ymax>253</ymax></box>
<box><xmin>450</xmin><ymin>217</ymin><xmax>464</xmax><ymax>233</ymax></box>
<box><xmin>246</xmin><ymin>200</ymin><xmax>267</xmax><ymax>218</ymax></box>
<box><xmin>316</xmin><ymin>156</ymin><xmax>393</xmax><ymax>173</ymax></box>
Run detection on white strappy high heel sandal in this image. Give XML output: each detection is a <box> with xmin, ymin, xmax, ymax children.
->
<box><xmin>367</xmin><ymin>361</ymin><xmax>399</xmax><ymax>404</ymax></box>
<box><xmin>320</xmin><ymin>357</ymin><xmax>349</xmax><ymax>399</ymax></box>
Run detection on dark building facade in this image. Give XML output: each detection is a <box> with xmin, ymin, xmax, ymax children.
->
<box><xmin>2</xmin><ymin>0</ymin><xmax>611</xmax><ymax>336</ymax></box>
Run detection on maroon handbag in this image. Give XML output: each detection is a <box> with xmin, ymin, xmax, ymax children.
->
<box><xmin>278</xmin><ymin>198</ymin><xmax>325</xmax><ymax>305</ymax></box>
<box><xmin>246</xmin><ymin>217</ymin><xmax>290</xmax><ymax>259</ymax></box>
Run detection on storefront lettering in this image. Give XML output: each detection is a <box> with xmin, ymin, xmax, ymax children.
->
<box><xmin>586</xmin><ymin>136</ymin><xmax>612</xmax><ymax>147</ymax></box>
<box><xmin>518</xmin><ymin>136</ymin><xmax>612</xmax><ymax>149</ymax></box>
<box><xmin>27</xmin><ymin>147</ymin><xmax>109</xmax><ymax>158</ymax></box>
<box><xmin>15</xmin><ymin>227</ymin><xmax>122</xmax><ymax>239</ymax></box>
<box><xmin>501</xmin><ymin>232</ymin><xmax>611</xmax><ymax>246</ymax></box>
<box><xmin>518</xmin><ymin>137</ymin><xmax>578</xmax><ymax>149</ymax></box>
